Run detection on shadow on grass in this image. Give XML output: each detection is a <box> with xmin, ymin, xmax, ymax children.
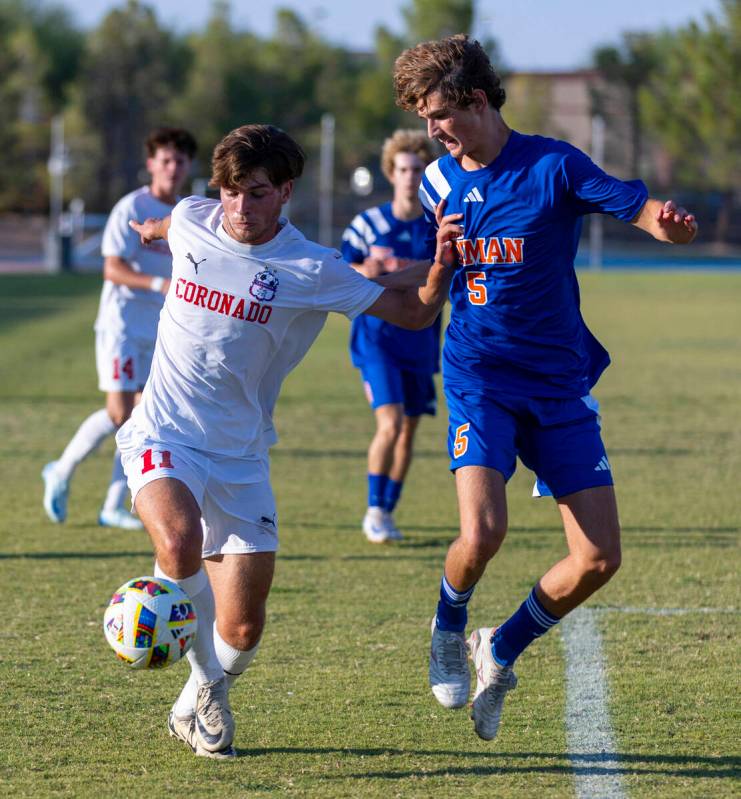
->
<box><xmin>230</xmin><ymin>745</ymin><xmax>739</xmax><ymax>779</ymax></box>
<box><xmin>0</xmin><ymin>550</ymin><xmax>152</xmax><ymax>560</ymax></box>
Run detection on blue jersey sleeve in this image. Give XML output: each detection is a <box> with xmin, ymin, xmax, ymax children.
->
<box><xmin>341</xmin><ymin>213</ymin><xmax>371</xmax><ymax>264</ymax></box>
<box><xmin>562</xmin><ymin>145</ymin><xmax>648</xmax><ymax>222</ymax></box>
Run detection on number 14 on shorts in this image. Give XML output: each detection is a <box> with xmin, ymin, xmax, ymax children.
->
<box><xmin>141</xmin><ymin>448</ymin><xmax>173</xmax><ymax>474</ymax></box>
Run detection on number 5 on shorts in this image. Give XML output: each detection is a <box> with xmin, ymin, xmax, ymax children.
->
<box><xmin>453</xmin><ymin>423</ymin><xmax>470</xmax><ymax>458</ymax></box>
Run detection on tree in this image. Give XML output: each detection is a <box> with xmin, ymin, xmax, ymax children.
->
<box><xmin>66</xmin><ymin>0</ymin><xmax>186</xmax><ymax>209</ymax></box>
<box><xmin>402</xmin><ymin>0</ymin><xmax>473</xmax><ymax>42</ymax></box>
<box><xmin>640</xmin><ymin>0</ymin><xmax>741</xmax><ymax>240</ymax></box>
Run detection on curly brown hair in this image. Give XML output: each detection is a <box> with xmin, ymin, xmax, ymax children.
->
<box><xmin>380</xmin><ymin>129</ymin><xmax>436</xmax><ymax>180</ymax></box>
<box><xmin>394</xmin><ymin>34</ymin><xmax>506</xmax><ymax>113</ymax></box>
<box><xmin>209</xmin><ymin>124</ymin><xmax>305</xmax><ymax>190</ymax></box>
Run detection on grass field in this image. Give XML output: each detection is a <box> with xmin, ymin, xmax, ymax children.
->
<box><xmin>0</xmin><ymin>271</ymin><xmax>739</xmax><ymax>798</ymax></box>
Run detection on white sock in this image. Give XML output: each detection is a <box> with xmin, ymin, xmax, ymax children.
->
<box><xmin>215</xmin><ymin>626</ymin><xmax>259</xmax><ymax>689</ymax></box>
<box><xmin>173</xmin><ymin>625</ymin><xmax>260</xmax><ymax>716</ymax></box>
<box><xmin>154</xmin><ymin>563</ymin><xmax>223</xmax><ymax>684</ymax></box>
<box><xmin>56</xmin><ymin>409</ymin><xmax>116</xmax><ymax>480</ymax></box>
<box><xmin>102</xmin><ymin>450</ymin><xmax>128</xmax><ymax>511</ymax></box>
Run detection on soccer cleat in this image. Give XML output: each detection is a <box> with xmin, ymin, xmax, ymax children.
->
<box><xmin>168</xmin><ymin>710</ymin><xmax>236</xmax><ymax>760</ymax></box>
<box><xmin>195</xmin><ymin>677</ymin><xmax>235</xmax><ymax>753</ymax></box>
<box><xmin>362</xmin><ymin>506</ymin><xmax>390</xmax><ymax>543</ymax></box>
<box><xmin>429</xmin><ymin>617</ymin><xmax>470</xmax><ymax>709</ymax></box>
<box><xmin>384</xmin><ymin>511</ymin><xmax>403</xmax><ymax>541</ymax></box>
<box><xmin>467</xmin><ymin>627</ymin><xmax>518</xmax><ymax>741</ymax></box>
<box><xmin>41</xmin><ymin>461</ymin><xmax>69</xmax><ymax>523</ymax></box>
<box><xmin>98</xmin><ymin>507</ymin><xmax>144</xmax><ymax>530</ymax></box>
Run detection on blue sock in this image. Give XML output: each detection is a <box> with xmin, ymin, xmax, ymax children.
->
<box><xmin>491</xmin><ymin>587</ymin><xmax>560</xmax><ymax>667</ymax></box>
<box><xmin>435</xmin><ymin>575</ymin><xmax>476</xmax><ymax>632</ymax></box>
<box><xmin>383</xmin><ymin>479</ymin><xmax>403</xmax><ymax>512</ymax></box>
<box><xmin>368</xmin><ymin>473</ymin><xmax>389</xmax><ymax>508</ymax></box>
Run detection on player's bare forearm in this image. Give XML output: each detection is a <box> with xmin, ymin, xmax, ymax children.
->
<box><xmin>372</xmin><ymin>260</ymin><xmax>431</xmax><ymax>289</ymax></box>
<box><xmin>129</xmin><ymin>215</ymin><xmax>172</xmax><ymax>244</ymax></box>
<box><xmin>103</xmin><ymin>256</ymin><xmax>170</xmax><ymax>294</ymax></box>
<box><xmin>632</xmin><ymin>198</ymin><xmax>698</xmax><ymax>244</ymax></box>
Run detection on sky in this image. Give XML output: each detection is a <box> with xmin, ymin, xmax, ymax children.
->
<box><xmin>59</xmin><ymin>0</ymin><xmax>722</xmax><ymax>71</ymax></box>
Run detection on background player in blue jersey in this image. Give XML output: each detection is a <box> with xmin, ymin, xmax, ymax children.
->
<box><xmin>342</xmin><ymin>130</ymin><xmax>441</xmax><ymax>543</ymax></box>
<box><xmin>394</xmin><ymin>35</ymin><xmax>698</xmax><ymax>741</ymax></box>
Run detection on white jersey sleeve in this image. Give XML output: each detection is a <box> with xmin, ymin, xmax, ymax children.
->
<box><xmin>312</xmin><ymin>251</ymin><xmax>384</xmax><ymax>319</ymax></box>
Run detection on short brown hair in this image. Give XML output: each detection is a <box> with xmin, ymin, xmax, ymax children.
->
<box><xmin>380</xmin><ymin>129</ymin><xmax>436</xmax><ymax>180</ymax></box>
<box><xmin>209</xmin><ymin>124</ymin><xmax>305</xmax><ymax>190</ymax></box>
<box><xmin>145</xmin><ymin>127</ymin><xmax>197</xmax><ymax>159</ymax></box>
<box><xmin>394</xmin><ymin>34</ymin><xmax>506</xmax><ymax>112</ymax></box>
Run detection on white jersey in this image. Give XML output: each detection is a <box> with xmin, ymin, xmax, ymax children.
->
<box><xmin>94</xmin><ymin>186</ymin><xmax>176</xmax><ymax>341</ymax></box>
<box><xmin>119</xmin><ymin>196</ymin><xmax>384</xmax><ymax>471</ymax></box>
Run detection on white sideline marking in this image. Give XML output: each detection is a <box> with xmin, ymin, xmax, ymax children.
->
<box><xmin>561</xmin><ymin>607</ymin><xmax>626</xmax><ymax>799</ymax></box>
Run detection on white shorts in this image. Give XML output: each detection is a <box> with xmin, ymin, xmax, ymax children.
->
<box><xmin>119</xmin><ymin>435</ymin><xmax>278</xmax><ymax>557</ymax></box>
<box><xmin>95</xmin><ymin>330</ymin><xmax>154</xmax><ymax>392</ymax></box>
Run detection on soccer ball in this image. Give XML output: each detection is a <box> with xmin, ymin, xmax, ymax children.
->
<box><xmin>103</xmin><ymin>576</ymin><xmax>197</xmax><ymax>669</ymax></box>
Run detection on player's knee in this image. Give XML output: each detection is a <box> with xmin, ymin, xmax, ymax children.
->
<box><xmin>221</xmin><ymin>617</ymin><xmax>264</xmax><ymax>651</ymax></box>
<box><xmin>107</xmin><ymin>407</ymin><xmax>132</xmax><ymax>428</ymax></box>
<box><xmin>580</xmin><ymin>547</ymin><xmax>621</xmax><ymax>586</ymax></box>
<box><xmin>376</xmin><ymin>414</ymin><xmax>403</xmax><ymax>441</ymax></box>
<box><xmin>153</xmin><ymin>526</ymin><xmax>202</xmax><ymax>574</ymax></box>
<box><xmin>462</xmin><ymin>522</ymin><xmax>506</xmax><ymax>564</ymax></box>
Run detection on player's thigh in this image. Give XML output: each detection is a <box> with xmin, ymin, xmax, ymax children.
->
<box><xmin>558</xmin><ymin>485</ymin><xmax>621</xmax><ymax>565</ymax></box>
<box><xmin>95</xmin><ymin>330</ymin><xmax>151</xmax><ymax>393</ymax></box>
<box><xmin>200</xmin><ymin>474</ymin><xmax>279</xmax><ymax>559</ymax></box>
<box><xmin>204</xmin><ymin>552</ymin><xmax>276</xmax><ymax>628</ymax></box>
<box><xmin>106</xmin><ymin>390</ymin><xmax>137</xmax><ymax>427</ymax></box>
<box><xmin>361</xmin><ymin>361</ymin><xmax>405</xmax><ymax>411</ymax></box>
<box><xmin>455</xmin><ymin>465</ymin><xmax>508</xmax><ymax>544</ymax></box>
<box><xmin>444</xmin><ymin>384</ymin><xmax>518</xmax><ymax>478</ymax></box>
<box><xmin>519</xmin><ymin>397</ymin><xmax>613</xmax><ymax>499</ymax></box>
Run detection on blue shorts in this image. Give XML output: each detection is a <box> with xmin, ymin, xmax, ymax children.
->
<box><xmin>361</xmin><ymin>362</ymin><xmax>437</xmax><ymax>417</ymax></box>
<box><xmin>445</xmin><ymin>386</ymin><xmax>613</xmax><ymax>498</ymax></box>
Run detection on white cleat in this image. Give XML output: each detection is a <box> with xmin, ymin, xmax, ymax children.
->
<box><xmin>384</xmin><ymin>511</ymin><xmax>403</xmax><ymax>541</ymax></box>
<box><xmin>468</xmin><ymin>627</ymin><xmax>518</xmax><ymax>741</ymax></box>
<box><xmin>429</xmin><ymin>617</ymin><xmax>470</xmax><ymax>709</ymax></box>
<box><xmin>362</xmin><ymin>506</ymin><xmax>390</xmax><ymax>543</ymax></box>
<box><xmin>98</xmin><ymin>507</ymin><xmax>144</xmax><ymax>530</ymax></box>
<box><xmin>168</xmin><ymin>710</ymin><xmax>236</xmax><ymax>760</ymax></box>
<box><xmin>42</xmin><ymin>461</ymin><xmax>69</xmax><ymax>523</ymax></box>
<box><xmin>195</xmin><ymin>677</ymin><xmax>235</xmax><ymax>753</ymax></box>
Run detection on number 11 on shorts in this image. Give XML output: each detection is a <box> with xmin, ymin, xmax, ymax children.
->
<box><xmin>141</xmin><ymin>449</ymin><xmax>174</xmax><ymax>474</ymax></box>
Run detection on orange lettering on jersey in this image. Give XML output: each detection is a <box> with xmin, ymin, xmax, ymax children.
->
<box><xmin>219</xmin><ymin>293</ymin><xmax>234</xmax><ymax>316</ymax></box>
<box><xmin>231</xmin><ymin>298</ymin><xmax>245</xmax><ymax>319</ymax></box>
<box><xmin>458</xmin><ymin>238</ymin><xmax>487</xmax><ymax>266</ymax></box>
<box><xmin>504</xmin><ymin>237</ymin><xmax>524</xmax><ymax>263</ymax></box>
<box><xmin>485</xmin><ymin>237</ymin><xmax>504</xmax><ymax>263</ymax></box>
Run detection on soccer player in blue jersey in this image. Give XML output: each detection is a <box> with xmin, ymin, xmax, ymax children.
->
<box><xmin>342</xmin><ymin>130</ymin><xmax>441</xmax><ymax>543</ymax></box>
<box><xmin>394</xmin><ymin>35</ymin><xmax>698</xmax><ymax>740</ymax></box>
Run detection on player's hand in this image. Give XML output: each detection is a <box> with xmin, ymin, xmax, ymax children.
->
<box><xmin>434</xmin><ymin>199</ymin><xmax>463</xmax><ymax>268</ymax></box>
<box><xmin>360</xmin><ymin>256</ymin><xmax>386</xmax><ymax>278</ymax></box>
<box><xmin>656</xmin><ymin>200</ymin><xmax>698</xmax><ymax>243</ymax></box>
<box><xmin>129</xmin><ymin>217</ymin><xmax>165</xmax><ymax>245</ymax></box>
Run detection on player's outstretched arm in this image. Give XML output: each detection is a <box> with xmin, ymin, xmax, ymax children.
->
<box><xmin>129</xmin><ymin>216</ymin><xmax>172</xmax><ymax>245</ymax></box>
<box><xmin>103</xmin><ymin>256</ymin><xmax>170</xmax><ymax>294</ymax></box>
<box><xmin>632</xmin><ymin>199</ymin><xmax>698</xmax><ymax>244</ymax></box>
<box><xmin>364</xmin><ymin>202</ymin><xmax>462</xmax><ymax>330</ymax></box>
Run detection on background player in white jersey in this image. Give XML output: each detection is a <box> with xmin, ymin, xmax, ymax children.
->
<box><xmin>42</xmin><ymin>128</ymin><xmax>197</xmax><ymax>529</ymax></box>
<box><xmin>342</xmin><ymin>130</ymin><xmax>440</xmax><ymax>543</ymax></box>
<box><xmin>122</xmin><ymin>124</ymin><xmax>461</xmax><ymax>758</ymax></box>
<box><xmin>394</xmin><ymin>35</ymin><xmax>697</xmax><ymax>742</ymax></box>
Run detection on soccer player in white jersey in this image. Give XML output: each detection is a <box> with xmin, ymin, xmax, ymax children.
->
<box><xmin>394</xmin><ymin>36</ymin><xmax>698</xmax><ymax>741</ymax></box>
<box><xmin>120</xmin><ymin>124</ymin><xmax>461</xmax><ymax>758</ymax></box>
<box><xmin>341</xmin><ymin>130</ymin><xmax>440</xmax><ymax>543</ymax></box>
<box><xmin>42</xmin><ymin>128</ymin><xmax>196</xmax><ymax>529</ymax></box>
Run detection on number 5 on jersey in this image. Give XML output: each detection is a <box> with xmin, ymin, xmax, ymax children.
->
<box><xmin>465</xmin><ymin>271</ymin><xmax>487</xmax><ymax>305</ymax></box>
<box><xmin>453</xmin><ymin>423</ymin><xmax>470</xmax><ymax>459</ymax></box>
<box><xmin>141</xmin><ymin>449</ymin><xmax>174</xmax><ymax>474</ymax></box>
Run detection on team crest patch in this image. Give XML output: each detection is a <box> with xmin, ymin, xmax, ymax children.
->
<box><xmin>249</xmin><ymin>268</ymin><xmax>279</xmax><ymax>302</ymax></box>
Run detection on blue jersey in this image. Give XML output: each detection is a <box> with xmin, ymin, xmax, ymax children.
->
<box><xmin>420</xmin><ymin>131</ymin><xmax>648</xmax><ymax>397</ymax></box>
<box><xmin>342</xmin><ymin>202</ymin><xmax>440</xmax><ymax>374</ymax></box>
